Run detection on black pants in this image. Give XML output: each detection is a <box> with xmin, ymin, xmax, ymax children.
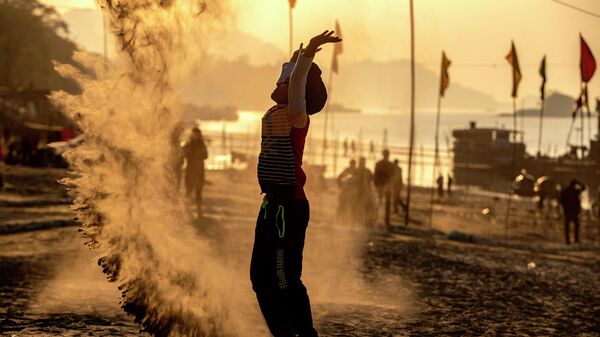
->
<box><xmin>250</xmin><ymin>197</ymin><xmax>318</xmax><ymax>337</ymax></box>
<box><xmin>564</xmin><ymin>213</ymin><xmax>580</xmax><ymax>245</ymax></box>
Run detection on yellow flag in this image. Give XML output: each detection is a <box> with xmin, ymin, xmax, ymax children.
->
<box><xmin>439</xmin><ymin>51</ymin><xmax>451</xmax><ymax>97</ymax></box>
<box><xmin>505</xmin><ymin>41</ymin><xmax>522</xmax><ymax>98</ymax></box>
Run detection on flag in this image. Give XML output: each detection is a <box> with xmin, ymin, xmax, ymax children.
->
<box><xmin>539</xmin><ymin>55</ymin><xmax>546</xmax><ymax>100</ymax></box>
<box><xmin>580</xmin><ymin>34</ymin><xmax>596</xmax><ymax>83</ymax></box>
<box><xmin>506</xmin><ymin>41</ymin><xmax>522</xmax><ymax>98</ymax></box>
<box><xmin>331</xmin><ymin>19</ymin><xmax>343</xmax><ymax>74</ymax></box>
<box><xmin>439</xmin><ymin>51</ymin><xmax>451</xmax><ymax>97</ymax></box>
<box><xmin>289</xmin><ymin>0</ymin><xmax>297</xmax><ymax>9</ymax></box>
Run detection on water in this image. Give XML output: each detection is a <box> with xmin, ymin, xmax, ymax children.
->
<box><xmin>199</xmin><ymin>109</ymin><xmax>594</xmax><ymax>186</ymax></box>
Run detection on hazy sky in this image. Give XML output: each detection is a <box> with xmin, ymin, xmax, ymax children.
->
<box><xmin>43</xmin><ymin>0</ymin><xmax>600</xmax><ymax>106</ymax></box>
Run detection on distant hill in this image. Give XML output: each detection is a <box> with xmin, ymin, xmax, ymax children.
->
<box><xmin>498</xmin><ymin>92</ymin><xmax>580</xmax><ymax>118</ymax></box>
<box><xmin>180</xmin><ymin>57</ymin><xmax>501</xmax><ymax>112</ymax></box>
<box><xmin>333</xmin><ymin>59</ymin><xmax>499</xmax><ymax>111</ymax></box>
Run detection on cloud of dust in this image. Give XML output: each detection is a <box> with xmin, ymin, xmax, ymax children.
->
<box><xmin>303</xmin><ymin>189</ymin><xmax>411</xmax><ymax>312</ymax></box>
<box><xmin>30</xmin><ymin>245</ymin><xmax>124</xmax><ymax>316</ymax></box>
<box><xmin>50</xmin><ymin>1</ymin><xmax>260</xmax><ymax>336</ymax></box>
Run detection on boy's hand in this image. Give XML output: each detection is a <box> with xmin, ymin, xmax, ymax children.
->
<box><xmin>304</xmin><ymin>30</ymin><xmax>342</xmax><ymax>57</ymax></box>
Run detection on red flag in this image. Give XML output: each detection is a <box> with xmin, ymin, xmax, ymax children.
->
<box><xmin>580</xmin><ymin>34</ymin><xmax>596</xmax><ymax>83</ymax></box>
<box><xmin>331</xmin><ymin>19</ymin><xmax>343</xmax><ymax>74</ymax></box>
<box><xmin>289</xmin><ymin>0</ymin><xmax>297</xmax><ymax>9</ymax></box>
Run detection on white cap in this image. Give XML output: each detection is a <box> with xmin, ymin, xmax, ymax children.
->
<box><xmin>276</xmin><ymin>62</ymin><xmax>296</xmax><ymax>85</ymax></box>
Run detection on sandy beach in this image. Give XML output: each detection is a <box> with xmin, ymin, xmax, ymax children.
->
<box><xmin>1</xmin><ymin>165</ymin><xmax>599</xmax><ymax>336</ymax></box>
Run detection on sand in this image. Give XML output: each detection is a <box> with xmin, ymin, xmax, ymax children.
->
<box><xmin>1</xmin><ymin>165</ymin><xmax>599</xmax><ymax>336</ymax></box>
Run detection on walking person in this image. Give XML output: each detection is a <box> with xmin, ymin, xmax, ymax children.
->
<box><xmin>560</xmin><ymin>179</ymin><xmax>585</xmax><ymax>245</ymax></box>
<box><xmin>250</xmin><ymin>30</ymin><xmax>341</xmax><ymax>337</ymax></box>
<box><xmin>436</xmin><ymin>174</ymin><xmax>444</xmax><ymax>198</ymax></box>
<box><xmin>184</xmin><ymin>127</ymin><xmax>208</xmax><ymax>218</ymax></box>
<box><xmin>391</xmin><ymin>159</ymin><xmax>404</xmax><ymax>213</ymax></box>
<box><xmin>374</xmin><ymin>149</ymin><xmax>394</xmax><ymax>227</ymax></box>
<box><xmin>447</xmin><ymin>174</ymin><xmax>453</xmax><ymax>198</ymax></box>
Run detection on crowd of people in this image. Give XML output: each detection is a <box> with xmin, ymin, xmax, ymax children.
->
<box><xmin>337</xmin><ymin>149</ymin><xmax>405</xmax><ymax>227</ymax></box>
<box><xmin>336</xmin><ymin>149</ymin><xmax>459</xmax><ymax>227</ymax></box>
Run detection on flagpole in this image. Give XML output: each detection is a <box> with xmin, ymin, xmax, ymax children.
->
<box><xmin>404</xmin><ymin>0</ymin><xmax>416</xmax><ymax>227</ymax></box>
<box><xmin>537</xmin><ymin>56</ymin><xmax>546</xmax><ymax>157</ymax></box>
<box><xmin>586</xmin><ymin>84</ymin><xmax>592</xmax><ymax>151</ymax></box>
<box><xmin>288</xmin><ymin>5</ymin><xmax>293</xmax><ymax>57</ymax></box>
<box><xmin>581</xmin><ymin>86</ymin><xmax>585</xmax><ymax>158</ymax></box>
<box><xmin>504</xmin><ymin>97</ymin><xmax>517</xmax><ymax>241</ymax></box>
<box><xmin>428</xmin><ymin>92</ymin><xmax>442</xmax><ymax>227</ymax></box>
<box><xmin>321</xmin><ymin>69</ymin><xmax>334</xmax><ymax>165</ymax></box>
<box><xmin>333</xmin><ymin>130</ymin><xmax>339</xmax><ymax>176</ymax></box>
<box><xmin>566</xmin><ymin>115</ymin><xmax>576</xmax><ymax>150</ymax></box>
<box><xmin>537</xmin><ymin>97</ymin><xmax>545</xmax><ymax>157</ymax></box>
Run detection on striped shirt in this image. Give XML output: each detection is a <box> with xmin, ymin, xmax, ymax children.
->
<box><xmin>258</xmin><ymin>105</ymin><xmax>309</xmax><ymax>199</ymax></box>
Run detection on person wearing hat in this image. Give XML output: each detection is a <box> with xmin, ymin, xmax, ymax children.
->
<box><xmin>250</xmin><ymin>30</ymin><xmax>341</xmax><ymax>337</ymax></box>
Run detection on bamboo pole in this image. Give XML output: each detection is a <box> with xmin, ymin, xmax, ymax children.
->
<box><xmin>505</xmin><ymin>97</ymin><xmax>518</xmax><ymax>241</ymax></box>
<box><xmin>321</xmin><ymin>69</ymin><xmax>334</xmax><ymax>165</ymax></box>
<box><xmin>586</xmin><ymin>85</ymin><xmax>592</xmax><ymax>148</ymax></box>
<box><xmin>333</xmin><ymin>130</ymin><xmax>339</xmax><ymax>177</ymax></box>
<box><xmin>288</xmin><ymin>6</ymin><xmax>293</xmax><ymax>57</ymax></box>
<box><xmin>581</xmin><ymin>100</ymin><xmax>585</xmax><ymax>158</ymax></box>
<box><xmin>404</xmin><ymin>0</ymin><xmax>416</xmax><ymax>227</ymax></box>
<box><xmin>537</xmin><ymin>96</ymin><xmax>545</xmax><ymax>157</ymax></box>
<box><xmin>428</xmin><ymin>93</ymin><xmax>442</xmax><ymax>227</ymax></box>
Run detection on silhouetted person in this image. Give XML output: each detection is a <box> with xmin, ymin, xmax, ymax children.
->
<box><xmin>560</xmin><ymin>179</ymin><xmax>585</xmax><ymax>245</ymax></box>
<box><xmin>391</xmin><ymin>159</ymin><xmax>404</xmax><ymax>213</ymax></box>
<box><xmin>356</xmin><ymin>156</ymin><xmax>373</xmax><ymax>193</ymax></box>
<box><xmin>342</xmin><ymin>138</ymin><xmax>348</xmax><ymax>157</ymax></box>
<box><xmin>250</xmin><ymin>31</ymin><xmax>340</xmax><ymax>337</ymax></box>
<box><xmin>374</xmin><ymin>149</ymin><xmax>394</xmax><ymax>226</ymax></box>
<box><xmin>184</xmin><ymin>127</ymin><xmax>208</xmax><ymax>217</ymax></box>
<box><xmin>351</xmin><ymin>139</ymin><xmax>356</xmax><ymax>154</ymax></box>
<box><xmin>447</xmin><ymin>175</ymin><xmax>453</xmax><ymax>197</ymax></box>
<box><xmin>437</xmin><ymin>174</ymin><xmax>444</xmax><ymax>198</ymax></box>
<box><xmin>338</xmin><ymin>159</ymin><xmax>356</xmax><ymax>186</ymax></box>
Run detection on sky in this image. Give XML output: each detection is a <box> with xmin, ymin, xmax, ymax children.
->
<box><xmin>43</xmin><ymin>0</ymin><xmax>600</xmax><ymax>107</ymax></box>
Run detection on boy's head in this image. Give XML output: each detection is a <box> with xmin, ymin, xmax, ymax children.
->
<box><xmin>271</xmin><ymin>51</ymin><xmax>328</xmax><ymax>115</ymax></box>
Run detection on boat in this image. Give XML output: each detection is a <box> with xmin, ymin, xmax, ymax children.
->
<box><xmin>452</xmin><ymin>120</ymin><xmax>600</xmax><ymax>197</ymax></box>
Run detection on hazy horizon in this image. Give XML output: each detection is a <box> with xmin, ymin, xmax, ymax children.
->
<box><xmin>42</xmin><ymin>0</ymin><xmax>600</xmax><ymax>110</ymax></box>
